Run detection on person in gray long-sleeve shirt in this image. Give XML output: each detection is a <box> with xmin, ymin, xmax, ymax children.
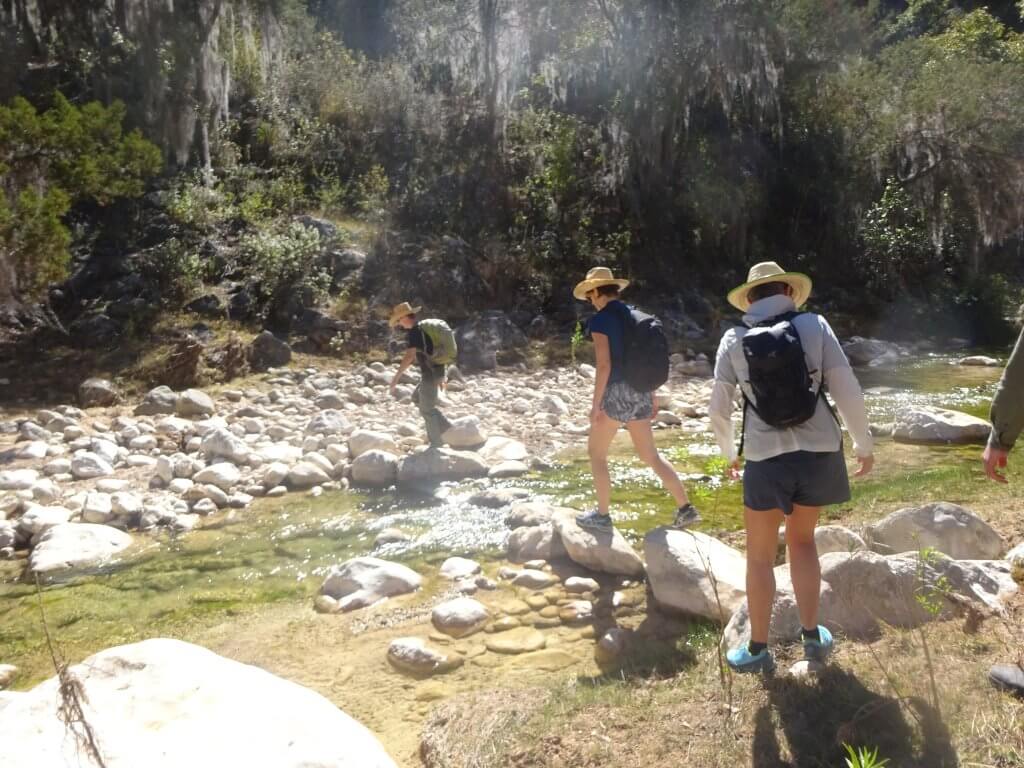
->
<box><xmin>983</xmin><ymin>325</ymin><xmax>1024</xmax><ymax>697</ymax></box>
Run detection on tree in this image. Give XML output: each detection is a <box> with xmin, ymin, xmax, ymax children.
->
<box><xmin>827</xmin><ymin>9</ymin><xmax>1024</xmax><ymax>277</ymax></box>
<box><xmin>0</xmin><ymin>93</ymin><xmax>162</xmax><ymax>315</ymax></box>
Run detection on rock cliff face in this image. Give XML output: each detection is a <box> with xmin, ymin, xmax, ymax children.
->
<box><xmin>0</xmin><ymin>0</ymin><xmax>281</xmax><ymax>167</ymax></box>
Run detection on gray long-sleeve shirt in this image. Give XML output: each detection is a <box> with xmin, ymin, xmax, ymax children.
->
<box><xmin>989</xmin><ymin>327</ymin><xmax>1024</xmax><ymax>450</ymax></box>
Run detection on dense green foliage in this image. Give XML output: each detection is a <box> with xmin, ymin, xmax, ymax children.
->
<box><xmin>223</xmin><ymin>0</ymin><xmax>1024</xmax><ymax>322</ymax></box>
<box><xmin>0</xmin><ymin>93</ymin><xmax>161</xmax><ymax>300</ymax></box>
<box><xmin>2</xmin><ymin>0</ymin><xmax>1022</xmax><ymax>339</ymax></box>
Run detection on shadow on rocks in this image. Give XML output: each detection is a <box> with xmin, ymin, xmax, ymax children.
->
<box><xmin>752</xmin><ymin>666</ymin><xmax>957</xmax><ymax>768</ymax></box>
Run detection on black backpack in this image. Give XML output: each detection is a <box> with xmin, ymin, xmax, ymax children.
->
<box><xmin>740</xmin><ymin>311</ymin><xmax>837</xmax><ymax>452</ymax></box>
<box><xmin>611</xmin><ymin>302</ymin><xmax>670</xmax><ymax>393</ymax></box>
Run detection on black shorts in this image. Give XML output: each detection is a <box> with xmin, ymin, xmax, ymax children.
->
<box><xmin>743</xmin><ymin>450</ymin><xmax>851</xmax><ymax>514</ymax></box>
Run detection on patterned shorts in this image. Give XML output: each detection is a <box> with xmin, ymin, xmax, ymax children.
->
<box><xmin>601</xmin><ymin>380</ymin><xmax>654</xmax><ymax>423</ymax></box>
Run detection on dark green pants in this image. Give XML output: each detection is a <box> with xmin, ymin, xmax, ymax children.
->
<box><xmin>413</xmin><ymin>364</ymin><xmax>452</xmax><ymax>447</ymax></box>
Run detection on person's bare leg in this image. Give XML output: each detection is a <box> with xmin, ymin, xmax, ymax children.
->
<box><xmin>588</xmin><ymin>413</ymin><xmax>621</xmax><ymax>515</ymax></box>
<box><xmin>786</xmin><ymin>503</ymin><xmax>822</xmax><ymax>631</ymax></box>
<box><xmin>625</xmin><ymin>419</ymin><xmax>689</xmax><ymax>506</ymax></box>
<box><xmin>745</xmin><ymin>506</ymin><xmax>785</xmax><ymax>644</ymax></box>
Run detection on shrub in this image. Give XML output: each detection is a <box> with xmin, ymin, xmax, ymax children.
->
<box><xmin>239</xmin><ymin>222</ymin><xmax>328</xmax><ymax>319</ymax></box>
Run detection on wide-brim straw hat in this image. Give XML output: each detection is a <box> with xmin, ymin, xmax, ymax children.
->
<box><xmin>573</xmin><ymin>266</ymin><xmax>630</xmax><ymax>301</ymax></box>
<box><xmin>727</xmin><ymin>261</ymin><xmax>812</xmax><ymax>312</ymax></box>
<box><xmin>388</xmin><ymin>301</ymin><xmax>422</xmax><ymax>327</ymax></box>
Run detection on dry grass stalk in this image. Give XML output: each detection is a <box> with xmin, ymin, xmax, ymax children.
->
<box><xmin>34</xmin><ymin>575</ymin><xmax>108</xmax><ymax>768</ymax></box>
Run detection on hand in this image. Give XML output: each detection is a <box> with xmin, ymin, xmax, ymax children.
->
<box><xmin>983</xmin><ymin>444</ymin><xmax>1009</xmax><ymax>484</ymax></box>
<box><xmin>727</xmin><ymin>459</ymin><xmax>741</xmax><ymax>480</ymax></box>
<box><xmin>854</xmin><ymin>454</ymin><xmax>874</xmax><ymax>477</ymax></box>
<box><xmin>589</xmin><ymin>404</ymin><xmax>602</xmax><ymax>423</ymax></box>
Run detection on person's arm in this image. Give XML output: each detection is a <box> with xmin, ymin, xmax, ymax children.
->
<box><xmin>709</xmin><ymin>331</ymin><xmax>741</xmax><ymax>473</ymax></box>
<box><xmin>591</xmin><ymin>332</ymin><xmax>611</xmax><ymax>421</ymax></box>
<box><xmin>820</xmin><ymin>317</ymin><xmax>874</xmax><ymax>476</ymax></box>
<box><xmin>389</xmin><ymin>348</ymin><xmax>418</xmax><ymax>395</ymax></box>
<box><xmin>709</xmin><ymin>379</ymin><xmax>738</xmax><ymax>464</ymax></box>
<box><xmin>984</xmin><ymin>329</ymin><xmax>1024</xmax><ymax>482</ymax></box>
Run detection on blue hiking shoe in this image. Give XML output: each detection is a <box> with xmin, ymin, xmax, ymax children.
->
<box><xmin>803</xmin><ymin>625</ymin><xmax>834</xmax><ymax>662</ymax></box>
<box><xmin>726</xmin><ymin>645</ymin><xmax>775</xmax><ymax>674</ymax></box>
<box><xmin>575</xmin><ymin>509</ymin><xmax>613</xmax><ymax>532</ymax></box>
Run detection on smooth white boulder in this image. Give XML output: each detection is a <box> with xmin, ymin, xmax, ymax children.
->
<box><xmin>441</xmin><ymin>416</ymin><xmax>486</xmax><ymax>449</ymax></box>
<box><xmin>17</xmin><ymin>505</ymin><xmax>72</xmax><ymax>536</ymax></box>
<box><xmin>507</xmin><ymin>523</ymin><xmax>568</xmax><ymax>563</ymax></box>
<box><xmin>505</xmin><ymin>501</ymin><xmax>557</xmax><ymax>528</ymax></box>
<box><xmin>348</xmin><ymin>429</ymin><xmax>398</xmax><ymax>458</ymax></box>
<box><xmin>864</xmin><ymin>502</ymin><xmax>1004</xmax><ymax>560</ymax></box>
<box><xmin>893</xmin><ymin>407</ymin><xmax>991</xmax><ymax>444</ymax></box>
<box><xmin>286</xmin><ymin>462</ymin><xmax>330</xmax><ymax>489</ymax></box>
<box><xmin>350</xmin><ymin>450</ymin><xmax>399</xmax><ymax>488</ymax></box>
<box><xmin>200</xmin><ymin>428</ymin><xmax>250</xmax><ymax>464</ymax></box>
<box><xmin>552</xmin><ymin>509</ymin><xmax>644</xmax><ymax>577</ymax></box>
<box><xmin>175</xmin><ymin>389</ymin><xmax>215</xmax><ymax>417</ymax></box>
<box><xmin>0</xmin><ymin>638</ymin><xmax>397</xmax><ymax>767</ymax></box>
<box><xmin>71</xmin><ymin>452</ymin><xmax>114</xmax><ymax>479</ymax></box>
<box><xmin>477</xmin><ymin>436</ymin><xmax>528</xmax><ymax>463</ymax></box>
<box><xmin>396</xmin><ymin>448</ymin><xmax>488</xmax><ymax>488</ymax></box>
<box><xmin>439</xmin><ymin>556</ymin><xmax>481</xmax><ymax>580</ymax></box>
<box><xmin>192</xmin><ymin>463</ymin><xmax>241</xmax><ymax>492</ymax></box>
<box><xmin>387</xmin><ymin>637</ymin><xmax>463</xmax><ymax>676</ymax></box>
<box><xmin>431</xmin><ymin>597</ymin><xmax>489</xmax><ymax>638</ymax></box>
<box><xmin>320</xmin><ymin>557</ymin><xmax>422</xmax><ymax>611</ymax></box>
<box><xmin>958</xmin><ymin>356</ymin><xmax>999</xmax><ymax>366</ymax></box>
<box><xmin>644</xmin><ymin>528</ymin><xmax>747</xmax><ymax>621</ymax></box>
<box><xmin>29</xmin><ymin>523</ymin><xmax>132</xmax><ymax>581</ymax></box>
<box><xmin>305</xmin><ymin>410</ymin><xmax>350</xmax><ymax>436</ymax></box>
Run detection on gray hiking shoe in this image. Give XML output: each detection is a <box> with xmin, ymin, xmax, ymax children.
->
<box><xmin>672</xmin><ymin>503</ymin><xmax>702</xmax><ymax>529</ymax></box>
<box><xmin>990</xmin><ymin>663</ymin><xmax>1024</xmax><ymax>697</ymax></box>
<box><xmin>575</xmin><ymin>509</ymin><xmax>613</xmax><ymax>532</ymax></box>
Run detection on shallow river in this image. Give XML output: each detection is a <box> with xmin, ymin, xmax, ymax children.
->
<box><xmin>0</xmin><ymin>354</ymin><xmax>1007</xmax><ymax>764</ymax></box>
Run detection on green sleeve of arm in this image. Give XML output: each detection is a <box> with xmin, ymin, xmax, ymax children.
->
<box><xmin>989</xmin><ymin>329</ymin><xmax>1024</xmax><ymax>450</ymax></box>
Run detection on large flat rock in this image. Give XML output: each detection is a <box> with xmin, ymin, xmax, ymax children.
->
<box><xmin>396</xmin><ymin>448</ymin><xmax>488</xmax><ymax>488</ymax></box>
<box><xmin>29</xmin><ymin>523</ymin><xmax>132</xmax><ymax>582</ymax></box>
<box><xmin>551</xmin><ymin>510</ymin><xmax>644</xmax><ymax>577</ymax></box>
<box><xmin>0</xmin><ymin>638</ymin><xmax>396</xmax><ymax>767</ymax></box>
<box><xmin>723</xmin><ymin>550</ymin><xmax>1017</xmax><ymax>648</ymax></box>
<box><xmin>893</xmin><ymin>406</ymin><xmax>990</xmax><ymax>445</ymax></box>
<box><xmin>320</xmin><ymin>557</ymin><xmax>422</xmax><ymax>611</ymax></box>
<box><xmin>644</xmin><ymin>528</ymin><xmax>746</xmax><ymax>621</ymax></box>
<box><xmin>865</xmin><ymin>502</ymin><xmax>1004</xmax><ymax>560</ymax></box>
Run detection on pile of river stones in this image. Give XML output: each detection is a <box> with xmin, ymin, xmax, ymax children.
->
<box><xmin>319</xmin><ymin>498</ymin><xmax>1021</xmax><ymax>679</ymax></box>
<box><xmin>0</xmin><ymin>355</ymin><xmax>714</xmax><ymax>583</ymax></box>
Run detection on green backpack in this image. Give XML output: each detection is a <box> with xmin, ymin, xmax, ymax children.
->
<box><xmin>418</xmin><ymin>319</ymin><xmax>458</xmax><ymax>365</ymax></box>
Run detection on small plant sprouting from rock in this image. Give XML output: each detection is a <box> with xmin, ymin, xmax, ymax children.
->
<box><xmin>914</xmin><ymin>546</ymin><xmax>953</xmax><ymax>618</ymax></box>
<box><xmin>843</xmin><ymin>743</ymin><xmax>890</xmax><ymax>768</ymax></box>
<box><xmin>913</xmin><ymin>545</ymin><xmax>953</xmax><ymax>717</ymax></box>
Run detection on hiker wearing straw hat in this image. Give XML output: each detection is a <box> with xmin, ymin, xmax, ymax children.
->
<box><xmin>708</xmin><ymin>261</ymin><xmax>874</xmax><ymax>673</ymax></box>
<box><xmin>571</xmin><ymin>267</ymin><xmax>701</xmax><ymax>533</ymax></box>
<box><xmin>388</xmin><ymin>302</ymin><xmax>455</xmax><ymax>448</ymax></box>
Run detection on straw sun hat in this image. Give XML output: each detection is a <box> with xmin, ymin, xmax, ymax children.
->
<box><xmin>573</xmin><ymin>267</ymin><xmax>630</xmax><ymax>301</ymax></box>
<box><xmin>388</xmin><ymin>301</ymin><xmax>421</xmax><ymax>327</ymax></box>
<box><xmin>727</xmin><ymin>261</ymin><xmax>812</xmax><ymax>312</ymax></box>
